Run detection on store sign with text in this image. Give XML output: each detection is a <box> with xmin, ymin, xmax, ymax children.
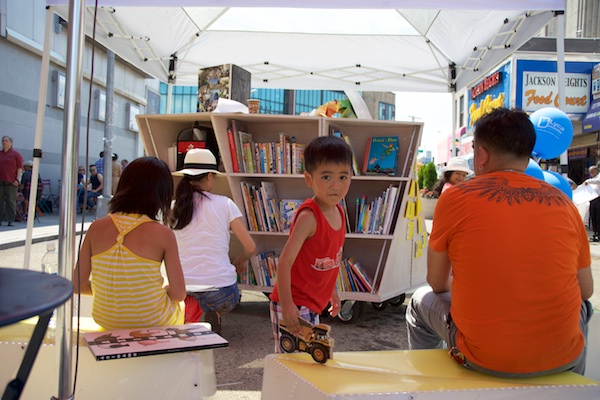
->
<box><xmin>467</xmin><ymin>62</ymin><xmax>511</xmax><ymax>128</ymax></box>
<box><xmin>516</xmin><ymin>60</ymin><xmax>598</xmax><ymax>115</ymax></box>
<box><xmin>521</xmin><ymin>71</ymin><xmax>589</xmax><ymax>113</ymax></box>
<box><xmin>592</xmin><ymin>63</ymin><xmax>600</xmax><ymax>96</ymax></box>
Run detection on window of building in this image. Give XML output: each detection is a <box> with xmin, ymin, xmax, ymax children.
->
<box><xmin>378</xmin><ymin>102</ymin><xmax>395</xmax><ymax>120</ymax></box>
<box><xmin>459</xmin><ymin>95</ymin><xmax>465</xmax><ymax>127</ymax></box>
<box><xmin>159</xmin><ymin>83</ymin><xmax>198</xmax><ymax>114</ymax></box>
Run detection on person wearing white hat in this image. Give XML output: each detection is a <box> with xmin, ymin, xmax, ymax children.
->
<box><xmin>171</xmin><ymin>148</ymin><xmax>256</xmax><ymax>334</ymax></box>
<box><xmin>431</xmin><ymin>157</ymin><xmax>473</xmax><ymax>197</ymax></box>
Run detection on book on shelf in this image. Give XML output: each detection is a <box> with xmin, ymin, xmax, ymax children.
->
<box><xmin>362</xmin><ymin>136</ymin><xmax>399</xmax><ymax>176</ymax></box>
<box><xmin>249</xmin><ymin>251</ymin><xmax>278</xmax><ymax>287</ymax></box>
<box><xmin>240</xmin><ymin>181</ymin><xmax>259</xmax><ymax>231</ymax></box>
<box><xmin>227</xmin><ymin>127</ymin><xmax>240</xmax><ymax>172</ymax></box>
<box><xmin>331</xmin><ymin>128</ymin><xmax>360</xmax><ymax>176</ymax></box>
<box><xmin>336</xmin><ymin>257</ymin><xmax>372</xmax><ymax>293</ymax></box>
<box><xmin>260</xmin><ymin>181</ymin><xmax>281</xmax><ymax>232</ymax></box>
<box><xmin>83</xmin><ymin>323</ymin><xmax>228</xmax><ymax>361</ymax></box>
<box><xmin>239</xmin><ymin>131</ymin><xmax>255</xmax><ymax>173</ymax></box>
<box><xmin>347</xmin><ymin>257</ymin><xmax>373</xmax><ymax>292</ymax></box>
<box><xmin>353</xmin><ymin>184</ymin><xmax>399</xmax><ymax>235</ymax></box>
<box><xmin>230</xmin><ymin>120</ymin><xmax>247</xmax><ymax>172</ymax></box>
<box><xmin>290</xmin><ymin>137</ymin><xmax>305</xmax><ymax>174</ymax></box>
<box><xmin>280</xmin><ymin>199</ymin><xmax>304</xmax><ymax>232</ymax></box>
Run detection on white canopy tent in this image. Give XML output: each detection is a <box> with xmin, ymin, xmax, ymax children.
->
<box><xmin>46</xmin><ymin>1</ymin><xmax>564</xmax><ymax>92</ymax></box>
<box><xmin>35</xmin><ymin>1</ymin><xmax>565</xmax><ymax>399</ymax></box>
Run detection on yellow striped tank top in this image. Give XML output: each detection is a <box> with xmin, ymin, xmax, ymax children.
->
<box><xmin>91</xmin><ymin>213</ymin><xmax>183</xmax><ymax>330</ymax></box>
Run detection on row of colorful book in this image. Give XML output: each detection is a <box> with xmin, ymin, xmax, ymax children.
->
<box><xmin>237</xmin><ymin>251</ymin><xmax>279</xmax><ymax>287</ymax></box>
<box><xmin>241</xmin><ymin>180</ymin><xmax>399</xmax><ymax>235</ymax></box>
<box><xmin>354</xmin><ymin>184</ymin><xmax>399</xmax><ymax>235</ymax></box>
<box><xmin>237</xmin><ymin>251</ymin><xmax>374</xmax><ymax>294</ymax></box>
<box><xmin>336</xmin><ymin>257</ymin><xmax>374</xmax><ymax>293</ymax></box>
<box><xmin>228</xmin><ymin>120</ymin><xmax>305</xmax><ymax>174</ymax></box>
<box><xmin>240</xmin><ymin>181</ymin><xmax>302</xmax><ymax>232</ymax></box>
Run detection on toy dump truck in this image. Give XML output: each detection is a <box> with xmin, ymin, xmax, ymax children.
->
<box><xmin>278</xmin><ymin>317</ymin><xmax>334</xmax><ymax>364</ymax></box>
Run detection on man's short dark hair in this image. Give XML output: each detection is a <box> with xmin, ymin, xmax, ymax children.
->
<box><xmin>303</xmin><ymin>136</ymin><xmax>353</xmax><ymax>173</ymax></box>
<box><xmin>474</xmin><ymin>107</ymin><xmax>535</xmax><ymax>159</ymax></box>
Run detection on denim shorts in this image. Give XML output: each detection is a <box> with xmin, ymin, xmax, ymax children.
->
<box><xmin>187</xmin><ymin>283</ymin><xmax>240</xmax><ymax>314</ymax></box>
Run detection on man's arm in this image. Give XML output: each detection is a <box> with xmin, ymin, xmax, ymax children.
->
<box><xmin>577</xmin><ymin>267</ymin><xmax>593</xmax><ymax>300</ymax></box>
<box><xmin>427</xmin><ymin>247</ymin><xmax>452</xmax><ymax>293</ymax></box>
<box><xmin>96</xmin><ymin>173</ymin><xmax>104</xmax><ymax>192</ymax></box>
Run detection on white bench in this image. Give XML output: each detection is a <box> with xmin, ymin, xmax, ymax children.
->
<box><xmin>0</xmin><ymin>317</ymin><xmax>218</xmax><ymax>400</ymax></box>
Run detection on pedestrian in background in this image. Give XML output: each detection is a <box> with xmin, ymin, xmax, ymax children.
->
<box><xmin>0</xmin><ymin>136</ymin><xmax>24</xmax><ymax>226</ymax></box>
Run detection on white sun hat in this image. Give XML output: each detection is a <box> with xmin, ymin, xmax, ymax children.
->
<box><xmin>442</xmin><ymin>157</ymin><xmax>473</xmax><ymax>175</ymax></box>
<box><xmin>172</xmin><ymin>148</ymin><xmax>222</xmax><ymax>177</ymax></box>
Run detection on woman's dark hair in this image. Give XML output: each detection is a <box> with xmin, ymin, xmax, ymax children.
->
<box><xmin>431</xmin><ymin>171</ymin><xmax>452</xmax><ymax>197</ymax></box>
<box><xmin>474</xmin><ymin>107</ymin><xmax>535</xmax><ymax>158</ymax></box>
<box><xmin>108</xmin><ymin>157</ymin><xmax>173</xmax><ymax>224</ymax></box>
<box><xmin>303</xmin><ymin>136</ymin><xmax>353</xmax><ymax>173</ymax></box>
<box><xmin>170</xmin><ymin>173</ymin><xmax>209</xmax><ymax>230</ymax></box>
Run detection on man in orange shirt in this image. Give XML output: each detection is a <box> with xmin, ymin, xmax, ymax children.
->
<box><xmin>406</xmin><ymin>108</ymin><xmax>594</xmax><ymax>377</ymax></box>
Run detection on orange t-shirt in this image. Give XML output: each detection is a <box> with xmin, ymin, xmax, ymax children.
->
<box><xmin>430</xmin><ymin>171</ymin><xmax>589</xmax><ymax>374</ymax></box>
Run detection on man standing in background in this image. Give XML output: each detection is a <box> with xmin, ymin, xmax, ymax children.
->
<box><xmin>585</xmin><ymin>165</ymin><xmax>600</xmax><ymax>242</ymax></box>
<box><xmin>0</xmin><ymin>136</ymin><xmax>24</xmax><ymax>226</ymax></box>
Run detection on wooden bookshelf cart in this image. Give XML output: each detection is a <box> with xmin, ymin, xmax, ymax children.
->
<box><xmin>138</xmin><ymin>112</ymin><xmax>428</xmax><ymax>322</ymax></box>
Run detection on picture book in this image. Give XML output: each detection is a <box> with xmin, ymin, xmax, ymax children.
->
<box><xmin>362</xmin><ymin>136</ymin><xmax>399</xmax><ymax>176</ymax></box>
<box><xmin>280</xmin><ymin>199</ymin><xmax>304</xmax><ymax>232</ymax></box>
<box><xmin>260</xmin><ymin>181</ymin><xmax>281</xmax><ymax>232</ymax></box>
<box><xmin>84</xmin><ymin>323</ymin><xmax>228</xmax><ymax>361</ymax></box>
<box><xmin>238</xmin><ymin>131</ymin><xmax>255</xmax><ymax>173</ymax></box>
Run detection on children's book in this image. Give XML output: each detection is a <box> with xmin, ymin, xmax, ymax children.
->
<box><xmin>83</xmin><ymin>323</ymin><xmax>228</xmax><ymax>361</ymax></box>
<box><xmin>260</xmin><ymin>181</ymin><xmax>280</xmax><ymax>232</ymax></box>
<box><xmin>362</xmin><ymin>136</ymin><xmax>399</xmax><ymax>176</ymax></box>
<box><xmin>279</xmin><ymin>199</ymin><xmax>304</xmax><ymax>232</ymax></box>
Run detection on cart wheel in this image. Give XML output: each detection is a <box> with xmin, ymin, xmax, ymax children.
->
<box><xmin>371</xmin><ymin>301</ymin><xmax>389</xmax><ymax>311</ymax></box>
<box><xmin>389</xmin><ymin>293</ymin><xmax>406</xmax><ymax>307</ymax></box>
<box><xmin>338</xmin><ymin>301</ymin><xmax>362</xmax><ymax>324</ymax></box>
<box><xmin>280</xmin><ymin>333</ymin><xmax>297</xmax><ymax>353</ymax></box>
<box><xmin>310</xmin><ymin>343</ymin><xmax>329</xmax><ymax>364</ymax></box>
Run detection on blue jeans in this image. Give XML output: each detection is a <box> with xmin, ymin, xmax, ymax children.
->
<box><xmin>78</xmin><ymin>189</ymin><xmax>100</xmax><ymax>210</ymax></box>
<box><xmin>187</xmin><ymin>283</ymin><xmax>239</xmax><ymax>314</ymax></box>
<box><xmin>405</xmin><ymin>285</ymin><xmax>593</xmax><ymax>377</ymax></box>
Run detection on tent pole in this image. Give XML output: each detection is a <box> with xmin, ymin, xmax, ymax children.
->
<box><xmin>166</xmin><ymin>82</ymin><xmax>173</xmax><ymax>114</ymax></box>
<box><xmin>54</xmin><ymin>0</ymin><xmax>86</xmax><ymax>398</ymax></box>
<box><xmin>555</xmin><ymin>10</ymin><xmax>568</xmax><ymax>174</ymax></box>
<box><xmin>23</xmin><ymin>6</ymin><xmax>53</xmax><ymax>270</ymax></box>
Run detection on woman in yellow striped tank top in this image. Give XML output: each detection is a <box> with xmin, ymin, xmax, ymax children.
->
<box><xmin>74</xmin><ymin>157</ymin><xmax>187</xmax><ymax>330</ymax></box>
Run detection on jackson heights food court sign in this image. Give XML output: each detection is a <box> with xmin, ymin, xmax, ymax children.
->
<box><xmin>516</xmin><ymin>59</ymin><xmax>595</xmax><ymax>115</ymax></box>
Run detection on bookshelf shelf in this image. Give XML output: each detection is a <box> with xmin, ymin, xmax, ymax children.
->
<box><xmin>137</xmin><ymin>112</ymin><xmax>428</xmax><ymax>310</ymax></box>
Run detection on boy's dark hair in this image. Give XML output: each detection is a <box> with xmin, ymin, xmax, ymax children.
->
<box><xmin>473</xmin><ymin>107</ymin><xmax>535</xmax><ymax>159</ymax></box>
<box><xmin>109</xmin><ymin>157</ymin><xmax>173</xmax><ymax>224</ymax></box>
<box><xmin>170</xmin><ymin>173</ymin><xmax>210</xmax><ymax>230</ymax></box>
<box><xmin>303</xmin><ymin>136</ymin><xmax>353</xmax><ymax>173</ymax></box>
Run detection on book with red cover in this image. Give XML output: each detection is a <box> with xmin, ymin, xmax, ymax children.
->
<box><xmin>227</xmin><ymin>127</ymin><xmax>240</xmax><ymax>172</ymax></box>
<box><xmin>83</xmin><ymin>323</ymin><xmax>228</xmax><ymax>361</ymax></box>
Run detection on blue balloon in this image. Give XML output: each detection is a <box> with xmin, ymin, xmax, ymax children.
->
<box><xmin>530</xmin><ymin>107</ymin><xmax>573</xmax><ymax>160</ymax></box>
<box><xmin>542</xmin><ymin>170</ymin><xmax>573</xmax><ymax>200</ymax></box>
<box><xmin>524</xmin><ymin>158</ymin><xmax>544</xmax><ymax>180</ymax></box>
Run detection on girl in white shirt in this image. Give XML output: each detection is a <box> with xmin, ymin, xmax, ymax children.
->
<box><xmin>171</xmin><ymin>149</ymin><xmax>255</xmax><ymax>334</ymax></box>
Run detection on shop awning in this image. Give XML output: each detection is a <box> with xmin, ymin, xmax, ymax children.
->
<box><xmin>583</xmin><ymin>98</ymin><xmax>600</xmax><ymax>134</ymax></box>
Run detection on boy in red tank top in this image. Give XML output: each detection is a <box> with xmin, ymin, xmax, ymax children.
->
<box><xmin>270</xmin><ymin>136</ymin><xmax>353</xmax><ymax>352</ymax></box>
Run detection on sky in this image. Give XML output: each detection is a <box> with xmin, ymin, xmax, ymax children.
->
<box><xmin>394</xmin><ymin>91</ymin><xmax>453</xmax><ymax>162</ymax></box>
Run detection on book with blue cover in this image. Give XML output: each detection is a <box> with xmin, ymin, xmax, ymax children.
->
<box><xmin>362</xmin><ymin>136</ymin><xmax>399</xmax><ymax>176</ymax></box>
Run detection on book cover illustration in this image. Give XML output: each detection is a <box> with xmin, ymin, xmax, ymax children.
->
<box><xmin>363</xmin><ymin>136</ymin><xmax>399</xmax><ymax>176</ymax></box>
<box><xmin>84</xmin><ymin>323</ymin><xmax>228</xmax><ymax>361</ymax></box>
<box><xmin>280</xmin><ymin>199</ymin><xmax>304</xmax><ymax>232</ymax></box>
